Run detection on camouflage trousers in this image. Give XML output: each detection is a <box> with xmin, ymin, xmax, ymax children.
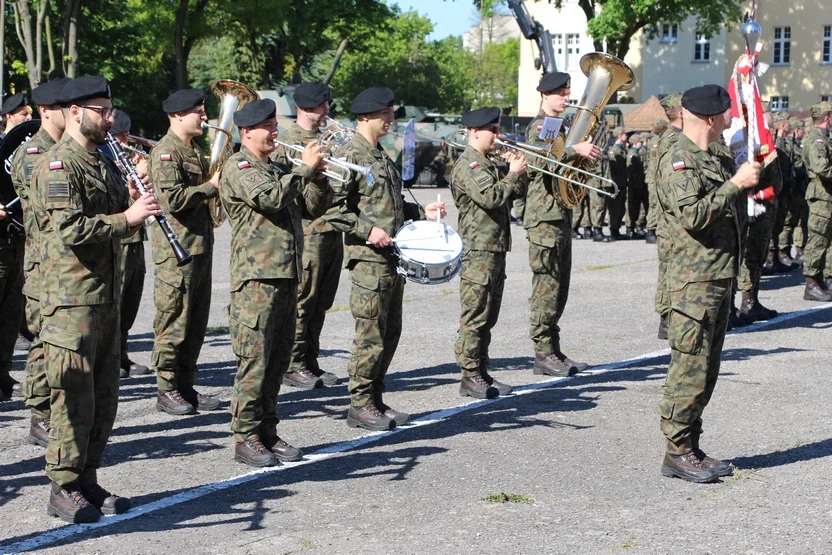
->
<box><xmin>42</xmin><ymin>304</ymin><xmax>120</xmax><ymax>487</ymax></box>
<box><xmin>288</xmin><ymin>231</ymin><xmax>343</xmax><ymax>375</ymax></box>
<box><xmin>527</xmin><ymin>220</ymin><xmax>572</xmax><ymax>355</ymax></box>
<box><xmin>346</xmin><ymin>261</ymin><xmax>404</xmax><ymax>409</ymax></box>
<box><xmin>779</xmin><ymin>188</ymin><xmax>808</xmax><ymax>250</ymax></box>
<box><xmin>609</xmin><ymin>186</ymin><xmax>628</xmax><ymax>234</ymax></box>
<box><xmin>655</xmin><ymin>225</ymin><xmax>671</xmax><ymax>317</ymax></box>
<box><xmin>769</xmin><ymin>196</ymin><xmax>789</xmax><ymax>254</ymax></box>
<box><xmin>229</xmin><ymin>279</ymin><xmax>296</xmax><ymax>442</ymax></box>
<box><xmin>513</xmin><ymin>198</ymin><xmax>526</xmax><ymax>220</ymax></box>
<box><xmin>803</xmin><ymin>201</ymin><xmax>832</xmax><ymax>279</ymax></box>
<box><xmin>152</xmin><ymin>253</ymin><xmax>212</xmax><ymax>392</ymax></box>
<box><xmin>120</xmin><ymin>242</ymin><xmax>146</xmax><ymax>359</ymax></box>
<box><xmin>589</xmin><ymin>188</ymin><xmax>624</xmax><ymax>231</ymax></box>
<box><xmin>589</xmin><ymin>188</ymin><xmax>608</xmax><ymax>229</ymax></box>
<box><xmin>24</xmin><ymin>289</ymin><xmax>49</xmax><ymax>418</ymax></box>
<box><xmin>646</xmin><ymin>180</ymin><xmax>659</xmax><ymax>232</ymax></box>
<box><xmin>572</xmin><ymin>195</ymin><xmax>591</xmax><ymax>231</ymax></box>
<box><xmin>626</xmin><ymin>184</ymin><xmax>648</xmax><ymax>228</ymax></box>
<box><xmin>455</xmin><ymin>250</ymin><xmax>506</xmax><ymax>378</ymax></box>
<box><xmin>737</xmin><ymin>205</ymin><xmax>774</xmax><ymax>292</ymax></box>
<box><xmin>659</xmin><ymin>278</ymin><xmax>731</xmax><ymax>455</ymax></box>
<box><xmin>0</xmin><ymin>242</ymin><xmax>24</xmax><ymax>381</ymax></box>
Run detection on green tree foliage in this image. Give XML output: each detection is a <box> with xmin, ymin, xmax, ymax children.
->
<box><xmin>475</xmin><ymin>37</ymin><xmax>519</xmax><ymax>111</ymax></box>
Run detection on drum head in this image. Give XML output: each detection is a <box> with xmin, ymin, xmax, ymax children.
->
<box><xmin>0</xmin><ymin>119</ymin><xmax>41</xmax><ymax>226</ymax></box>
<box><xmin>394</xmin><ymin>220</ymin><xmax>464</xmax><ymax>264</ymax></box>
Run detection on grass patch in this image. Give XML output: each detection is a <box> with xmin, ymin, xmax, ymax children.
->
<box><xmin>587</xmin><ymin>264</ymin><xmax>615</xmax><ymax>271</ymax></box>
<box><xmin>482</xmin><ymin>492</ymin><xmax>533</xmax><ymax>504</ymax></box>
<box><xmin>327</xmin><ymin>304</ymin><xmax>350</xmax><ymax>313</ymax></box>
<box><xmin>206</xmin><ymin>326</ymin><xmax>229</xmax><ymax>335</ymax></box>
<box><xmin>585</xmin><ymin>257</ymin><xmax>656</xmax><ymax>272</ymax></box>
<box><xmin>723</xmin><ymin>467</ymin><xmax>759</xmax><ymax>484</ymax></box>
<box><xmin>616</xmin><ymin>538</ymin><xmax>637</xmax><ymax>549</ymax></box>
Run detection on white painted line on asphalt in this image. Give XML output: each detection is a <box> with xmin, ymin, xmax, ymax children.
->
<box><xmin>3</xmin><ymin>302</ymin><xmax>830</xmax><ymax>554</ymax></box>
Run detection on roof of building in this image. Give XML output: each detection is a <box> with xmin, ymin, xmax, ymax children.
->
<box><xmin>623</xmin><ymin>96</ymin><xmax>667</xmax><ymax>132</ymax></box>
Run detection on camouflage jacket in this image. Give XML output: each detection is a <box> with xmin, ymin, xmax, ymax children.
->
<box><xmin>608</xmin><ymin>142</ymin><xmax>628</xmax><ymax>192</ymax></box>
<box><xmin>774</xmin><ymin>134</ymin><xmax>796</xmax><ymax>194</ymax></box>
<box><xmin>219</xmin><ymin>145</ymin><xmax>331</xmax><ymax>290</ymax></box>
<box><xmin>657</xmin><ymin>133</ymin><xmax>742</xmax><ymax>291</ymax></box>
<box><xmin>31</xmin><ymin>136</ymin><xmax>137</xmax><ymax>314</ymax></box>
<box><xmin>626</xmin><ymin>147</ymin><xmax>645</xmax><ymax>190</ymax></box>
<box><xmin>450</xmin><ymin>146</ymin><xmax>523</xmax><ymax>253</ymax></box>
<box><xmin>325</xmin><ymin>132</ymin><xmax>424</xmax><ymax>266</ymax></box>
<box><xmin>645</xmin><ymin>133</ymin><xmax>662</xmax><ymax>187</ymax></box>
<box><xmin>9</xmin><ymin>128</ymin><xmax>55</xmax><ymax>293</ymax></box>
<box><xmin>272</xmin><ymin>122</ymin><xmax>335</xmax><ymax>235</ymax></box>
<box><xmin>804</xmin><ymin>126</ymin><xmax>832</xmax><ymax>203</ymax></box>
<box><xmin>147</xmin><ymin>129</ymin><xmax>215</xmax><ymax>264</ymax></box>
<box><xmin>791</xmin><ymin>138</ymin><xmax>809</xmax><ymax>190</ymax></box>
<box><xmin>523</xmin><ymin>109</ymin><xmax>578</xmax><ymax>230</ymax></box>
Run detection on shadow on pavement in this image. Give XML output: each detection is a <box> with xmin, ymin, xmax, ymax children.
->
<box><xmin>729</xmin><ymin>437</ymin><xmax>832</xmax><ymax>470</ymax></box>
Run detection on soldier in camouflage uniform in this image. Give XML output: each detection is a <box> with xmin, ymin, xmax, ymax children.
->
<box><xmin>802</xmin><ymin>101</ymin><xmax>832</xmax><ymax>301</ymax></box>
<box><xmin>644</xmin><ymin>119</ymin><xmax>668</xmax><ymax>244</ymax></box>
<box><xmin>524</xmin><ymin>72</ymin><xmax>599</xmax><ymax>376</ymax></box>
<box><xmin>588</xmin><ymin>140</ymin><xmax>615</xmax><ymax>243</ymax></box>
<box><xmin>276</xmin><ymin>82</ymin><xmax>340</xmax><ymax>390</ymax></box>
<box><xmin>571</xmin><ymin>189</ymin><xmax>592</xmax><ymax>239</ymax></box>
<box><xmin>220</xmin><ymin>99</ymin><xmax>329</xmax><ymax>467</ymax></box>
<box><xmin>30</xmin><ymin>76</ymin><xmax>161</xmax><ymax>522</ymax></box>
<box><xmin>8</xmin><ymin>78</ymin><xmax>71</xmax><ymax>443</ymax></box>
<box><xmin>1</xmin><ymin>92</ymin><xmax>32</xmax><ymax>138</ymax></box>
<box><xmin>607</xmin><ymin>127</ymin><xmax>629</xmax><ymax>240</ymax></box>
<box><xmin>778</xmin><ymin>118</ymin><xmax>809</xmax><ymax>266</ymax></box>
<box><xmin>325</xmin><ymin>87</ymin><xmax>444</xmax><ymax>431</ymax></box>
<box><xmin>451</xmin><ymin>107</ymin><xmax>526</xmax><ymax>399</ymax></box>
<box><xmin>626</xmin><ymin>133</ymin><xmax>647</xmax><ymax>238</ymax></box>
<box><xmin>147</xmin><ymin>89</ymin><xmax>221</xmax><ymax>416</ymax></box>
<box><xmin>766</xmin><ymin>112</ymin><xmax>798</xmax><ymax>273</ymax></box>
<box><xmin>656</xmin><ymin>85</ymin><xmax>761</xmax><ymax>484</ymax></box>
<box><xmin>107</xmin><ymin>110</ymin><xmax>151</xmax><ymax>379</ymax></box>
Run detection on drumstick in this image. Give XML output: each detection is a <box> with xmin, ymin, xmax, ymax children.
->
<box><xmin>436</xmin><ymin>193</ymin><xmax>442</xmax><ymax>237</ymax></box>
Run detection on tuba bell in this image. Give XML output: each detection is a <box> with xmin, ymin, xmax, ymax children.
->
<box><xmin>205</xmin><ymin>79</ymin><xmax>260</xmax><ymax>227</ymax></box>
<box><xmin>554</xmin><ymin>52</ymin><xmax>634</xmax><ymax>208</ymax></box>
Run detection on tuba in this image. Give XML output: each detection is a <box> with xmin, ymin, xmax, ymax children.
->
<box><xmin>205</xmin><ymin>79</ymin><xmax>259</xmax><ymax>227</ymax></box>
<box><xmin>555</xmin><ymin>52</ymin><xmax>634</xmax><ymax>208</ymax></box>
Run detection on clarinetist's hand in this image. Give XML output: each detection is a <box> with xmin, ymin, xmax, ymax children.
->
<box><xmin>125</xmin><ymin>193</ymin><xmax>162</xmax><ymax>227</ymax></box>
<box><xmin>301</xmin><ymin>141</ymin><xmax>326</xmax><ymax>171</ymax></box>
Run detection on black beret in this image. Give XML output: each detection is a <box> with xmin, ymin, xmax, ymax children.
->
<box><xmin>2</xmin><ymin>92</ymin><xmax>30</xmax><ymax>114</ymax></box>
<box><xmin>350</xmin><ymin>87</ymin><xmax>395</xmax><ymax>114</ymax></box>
<box><xmin>537</xmin><ymin>72</ymin><xmax>571</xmax><ymax>93</ymax></box>
<box><xmin>162</xmin><ymin>88</ymin><xmax>205</xmax><ymax>114</ymax></box>
<box><xmin>461</xmin><ymin>107</ymin><xmax>501</xmax><ymax>128</ymax></box>
<box><xmin>32</xmin><ymin>78</ymin><xmax>73</xmax><ymax>106</ymax></box>
<box><xmin>57</xmin><ymin>76</ymin><xmax>112</xmax><ymax>104</ymax></box>
<box><xmin>110</xmin><ymin>110</ymin><xmax>132</xmax><ymax>134</ymax></box>
<box><xmin>293</xmin><ymin>81</ymin><xmax>331</xmax><ymax>109</ymax></box>
<box><xmin>233</xmin><ymin>98</ymin><xmax>276</xmax><ymax>128</ymax></box>
<box><xmin>682</xmin><ymin>85</ymin><xmax>732</xmax><ymax>116</ymax></box>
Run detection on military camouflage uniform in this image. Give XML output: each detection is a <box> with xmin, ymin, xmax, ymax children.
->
<box><xmin>769</xmin><ymin>134</ymin><xmax>796</xmax><ymax>258</ymax></box>
<box><xmin>10</xmin><ymin>128</ymin><xmax>55</xmax><ymax>417</ymax></box>
<box><xmin>654</xmin><ymin>126</ymin><xmax>683</xmax><ymax>317</ymax></box>
<box><xmin>451</xmin><ymin>146</ymin><xmax>524</xmax><ymax>377</ymax></box>
<box><xmin>30</xmin><ymin>136</ymin><xmax>137</xmax><ymax>486</ymax></box>
<box><xmin>119</xmin><ymin>217</ymin><xmax>145</xmax><ymax>363</ymax></box>
<box><xmin>779</xmin><ymin>135</ymin><xmax>809</xmax><ymax>251</ymax></box>
<box><xmin>147</xmin><ymin>130</ymin><xmax>215</xmax><ymax>393</ymax></box>
<box><xmin>737</xmin><ymin>157</ymin><xmax>783</xmax><ymax>293</ymax></box>
<box><xmin>524</xmin><ymin>111</ymin><xmax>576</xmax><ymax>356</ymax></box>
<box><xmin>607</xmin><ymin>141</ymin><xmax>629</xmax><ymax>233</ymax></box>
<box><xmin>589</xmin><ymin>148</ymin><xmax>615</xmax><ymax>230</ymax></box>
<box><xmin>656</xmin><ymin>133</ymin><xmax>742</xmax><ymax>455</ymax></box>
<box><xmin>626</xmin><ymin>145</ymin><xmax>647</xmax><ymax>228</ymax></box>
<box><xmin>273</xmin><ymin>124</ymin><xmax>344</xmax><ymax>379</ymax></box>
<box><xmin>572</xmin><ymin>194</ymin><xmax>591</xmax><ymax>234</ymax></box>
<box><xmin>220</xmin><ymin>145</ymin><xmax>331</xmax><ymax>442</ymax></box>
<box><xmin>803</xmin><ymin>126</ymin><xmax>832</xmax><ymax>279</ymax></box>
<box><xmin>324</xmin><ymin>133</ymin><xmax>425</xmax><ymax>408</ymax></box>
<box><xmin>645</xmin><ymin>133</ymin><xmax>662</xmax><ymax>233</ymax></box>
<box><xmin>0</xmin><ymin>213</ymin><xmax>23</xmax><ymax>394</ymax></box>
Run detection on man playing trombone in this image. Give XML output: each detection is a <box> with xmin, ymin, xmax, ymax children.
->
<box><xmin>275</xmin><ymin>81</ymin><xmax>341</xmax><ymax>390</ymax></box>
<box><xmin>524</xmin><ymin>72</ymin><xmax>599</xmax><ymax>377</ymax></box>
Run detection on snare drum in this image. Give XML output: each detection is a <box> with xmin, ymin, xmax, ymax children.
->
<box><xmin>392</xmin><ymin>220</ymin><xmax>464</xmax><ymax>285</ymax></box>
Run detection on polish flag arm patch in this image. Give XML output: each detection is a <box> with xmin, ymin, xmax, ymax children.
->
<box><xmin>26</xmin><ymin>146</ymin><xmax>40</xmax><ymax>155</ymax></box>
<box><xmin>672</xmin><ymin>160</ymin><xmax>687</xmax><ymax>171</ymax></box>
<box><xmin>159</xmin><ymin>153</ymin><xmax>172</xmax><ymax>161</ymax></box>
<box><xmin>469</xmin><ymin>161</ymin><xmax>479</xmax><ymax>169</ymax></box>
<box><xmin>237</xmin><ymin>160</ymin><xmax>251</xmax><ymax>169</ymax></box>
<box><xmin>48</xmin><ymin>160</ymin><xmax>63</xmax><ymax>171</ymax></box>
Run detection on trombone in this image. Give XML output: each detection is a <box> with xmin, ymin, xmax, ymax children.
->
<box><xmin>446</xmin><ymin>129</ymin><xmax>618</xmax><ymax>199</ymax></box>
<box><xmin>274</xmin><ymin>140</ymin><xmax>375</xmax><ymax>184</ymax></box>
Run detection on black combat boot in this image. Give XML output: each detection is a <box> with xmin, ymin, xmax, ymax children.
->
<box><xmin>234</xmin><ymin>438</ymin><xmax>278</xmax><ymax>467</ymax></box>
<box><xmin>262</xmin><ymin>434</ymin><xmax>303</xmax><ymax>462</ymax></box>
<box><xmin>481</xmin><ymin>370</ymin><xmax>513</xmax><ymax>395</ymax></box>
<box><xmin>571</xmin><ymin>229</ymin><xmax>583</xmax><ymax>239</ymax></box>
<box><xmin>778</xmin><ymin>249</ymin><xmax>797</xmax><ymax>269</ymax></box>
<box><xmin>770</xmin><ymin>251</ymin><xmax>794</xmax><ymax>273</ymax></box>
<box><xmin>346</xmin><ymin>405</ymin><xmax>395</xmax><ymax>431</ymax></box>
<box><xmin>283</xmin><ymin>368</ymin><xmax>324</xmax><ymax>389</ymax></box>
<box><xmin>657</xmin><ymin>314</ymin><xmax>668</xmax><ymax>340</ymax></box>
<box><xmin>660</xmin><ymin>452</ymin><xmax>720</xmax><ymax>483</ymax></box>
<box><xmin>156</xmin><ymin>390</ymin><xmax>197</xmax><ymax>416</ymax></box>
<box><xmin>180</xmin><ymin>385</ymin><xmax>221</xmax><ymax>411</ymax></box>
<box><xmin>460</xmin><ymin>375</ymin><xmax>499</xmax><ymax>399</ymax></box>
<box><xmin>761</xmin><ymin>252</ymin><xmax>776</xmax><ymax>276</ymax></box>
<box><xmin>47</xmin><ymin>482</ymin><xmax>101</xmax><ymax>523</ymax></box>
<box><xmin>631</xmin><ymin>226</ymin><xmax>646</xmax><ymax>239</ymax></box>
<box><xmin>120</xmin><ymin>356</ymin><xmax>151</xmax><ymax>378</ymax></box>
<box><xmin>0</xmin><ymin>374</ymin><xmax>22</xmax><ymax>398</ymax></box>
<box><xmin>610</xmin><ymin>227</ymin><xmax>626</xmax><ymax>241</ymax></box>
<box><xmin>81</xmin><ymin>482</ymin><xmax>132</xmax><ymax>515</ymax></box>
<box><xmin>592</xmin><ymin>227</ymin><xmax>611</xmax><ymax>243</ymax></box>
<box><xmin>740</xmin><ymin>291</ymin><xmax>778</xmax><ymax>321</ymax></box>
<box><xmin>645</xmin><ymin>230</ymin><xmax>658</xmax><ymax>244</ymax></box>
<box><xmin>582</xmin><ymin>228</ymin><xmax>594</xmax><ymax>239</ymax></box>
<box><xmin>533</xmin><ymin>354</ymin><xmax>577</xmax><ymax>377</ymax></box>
<box><xmin>28</xmin><ymin>414</ymin><xmax>49</xmax><ymax>448</ymax></box>
<box><xmin>308</xmin><ymin>367</ymin><xmax>339</xmax><ymax>386</ymax></box>
<box><xmin>804</xmin><ymin>277</ymin><xmax>832</xmax><ymax>302</ymax></box>
<box><xmin>793</xmin><ymin>246</ymin><xmax>804</xmax><ymax>266</ymax></box>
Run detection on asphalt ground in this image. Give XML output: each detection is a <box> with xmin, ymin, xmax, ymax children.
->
<box><xmin>1</xmin><ymin>186</ymin><xmax>831</xmax><ymax>554</ymax></box>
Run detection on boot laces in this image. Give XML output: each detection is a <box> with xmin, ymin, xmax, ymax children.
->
<box><xmin>247</xmin><ymin>439</ymin><xmax>270</xmax><ymax>454</ymax></box>
<box><xmin>65</xmin><ymin>487</ymin><xmax>92</xmax><ymax>508</ymax></box>
<box><xmin>684</xmin><ymin>452</ymin><xmax>709</xmax><ymax>469</ymax></box>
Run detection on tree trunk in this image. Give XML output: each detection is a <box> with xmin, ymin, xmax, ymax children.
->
<box><xmin>14</xmin><ymin>0</ymin><xmax>38</xmax><ymax>88</ymax></box>
<box><xmin>174</xmin><ymin>0</ymin><xmax>189</xmax><ymax>89</ymax></box>
<box><xmin>62</xmin><ymin>0</ymin><xmax>80</xmax><ymax>78</ymax></box>
<box><xmin>44</xmin><ymin>13</ymin><xmax>55</xmax><ymax>79</ymax></box>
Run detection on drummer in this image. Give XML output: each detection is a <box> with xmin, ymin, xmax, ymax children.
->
<box><xmin>324</xmin><ymin>86</ymin><xmax>444</xmax><ymax>431</ymax></box>
<box><xmin>450</xmin><ymin>107</ymin><xmax>527</xmax><ymax>399</ymax></box>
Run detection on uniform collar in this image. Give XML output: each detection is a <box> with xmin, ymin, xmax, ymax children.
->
<box><xmin>239</xmin><ymin>144</ymin><xmax>272</xmax><ymax>170</ymax></box>
<box><xmin>290</xmin><ymin>122</ymin><xmax>319</xmax><ymax>141</ymax></box>
<box><xmin>464</xmin><ymin>145</ymin><xmax>493</xmax><ymax>167</ymax></box>
<box><xmin>64</xmin><ymin>134</ymin><xmax>102</xmax><ymax>165</ymax></box>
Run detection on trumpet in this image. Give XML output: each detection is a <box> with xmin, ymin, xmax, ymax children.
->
<box><xmin>446</xmin><ymin>129</ymin><xmax>619</xmax><ymax>199</ymax></box>
<box><xmin>274</xmin><ymin>140</ymin><xmax>375</xmax><ymax>184</ymax></box>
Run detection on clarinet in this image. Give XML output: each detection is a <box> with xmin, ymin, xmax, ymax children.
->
<box><xmin>105</xmin><ymin>132</ymin><xmax>193</xmax><ymax>267</ymax></box>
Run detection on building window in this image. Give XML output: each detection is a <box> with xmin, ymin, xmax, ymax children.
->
<box><xmin>823</xmin><ymin>25</ymin><xmax>831</xmax><ymax>63</ymax></box>
<box><xmin>566</xmin><ymin>34</ymin><xmax>580</xmax><ymax>70</ymax></box>
<box><xmin>770</xmin><ymin>96</ymin><xmax>789</xmax><ymax>111</ymax></box>
<box><xmin>552</xmin><ymin>34</ymin><xmax>564</xmax><ymax>69</ymax></box>
<box><xmin>822</xmin><ymin>95</ymin><xmax>832</xmax><ymax>102</ymax></box>
<box><xmin>693</xmin><ymin>32</ymin><xmax>711</xmax><ymax>62</ymax></box>
<box><xmin>661</xmin><ymin>23</ymin><xmax>678</xmax><ymax>43</ymax></box>
<box><xmin>772</xmin><ymin>26</ymin><xmax>791</xmax><ymax>64</ymax></box>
